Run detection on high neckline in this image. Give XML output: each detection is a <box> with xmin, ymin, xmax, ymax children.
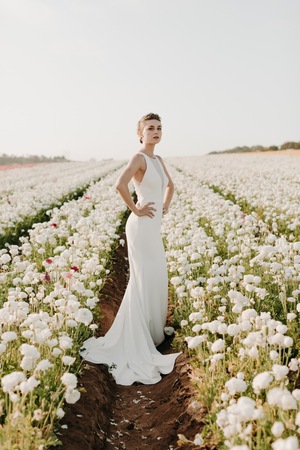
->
<box><xmin>139</xmin><ymin>151</ymin><xmax>156</xmax><ymax>160</ymax></box>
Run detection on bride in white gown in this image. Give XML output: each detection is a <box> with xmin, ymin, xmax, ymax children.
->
<box><xmin>80</xmin><ymin>113</ymin><xmax>181</xmax><ymax>386</ymax></box>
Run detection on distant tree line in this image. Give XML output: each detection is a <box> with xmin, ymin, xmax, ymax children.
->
<box><xmin>209</xmin><ymin>141</ymin><xmax>300</xmax><ymax>155</ymax></box>
<box><xmin>0</xmin><ymin>154</ymin><xmax>69</xmax><ymax>165</ymax></box>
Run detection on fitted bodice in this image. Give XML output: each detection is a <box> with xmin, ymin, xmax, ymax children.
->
<box><xmin>132</xmin><ymin>153</ymin><xmax>169</xmax><ymax>205</ymax></box>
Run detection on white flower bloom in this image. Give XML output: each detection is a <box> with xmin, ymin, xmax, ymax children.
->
<box><xmin>227</xmin><ymin>324</ymin><xmax>240</xmax><ymax>336</ymax></box>
<box><xmin>65</xmin><ymin>389</ymin><xmax>80</xmax><ymax>404</ymax></box>
<box><xmin>1</xmin><ymin>331</ymin><xmax>18</xmax><ymax>343</ymax></box>
<box><xmin>56</xmin><ymin>408</ymin><xmax>65</xmax><ymax>418</ymax></box>
<box><xmin>35</xmin><ymin>359</ymin><xmax>53</xmax><ymax>373</ymax></box>
<box><xmin>163</xmin><ymin>326</ymin><xmax>174</xmax><ymax>336</ymax></box>
<box><xmin>271</xmin><ymin>421</ymin><xmax>284</xmax><ymax>438</ymax></box>
<box><xmin>272</xmin><ymin>364</ymin><xmax>289</xmax><ymax>381</ymax></box>
<box><xmin>75</xmin><ymin>308</ymin><xmax>93</xmax><ymax>326</ymax></box>
<box><xmin>19</xmin><ymin>344</ymin><xmax>40</xmax><ymax>359</ymax></box>
<box><xmin>289</xmin><ymin>358</ymin><xmax>299</xmax><ymax>371</ymax></box>
<box><xmin>292</xmin><ymin>389</ymin><xmax>300</xmax><ymax>401</ymax></box>
<box><xmin>188</xmin><ymin>335</ymin><xmax>207</xmax><ymax>349</ymax></box>
<box><xmin>1</xmin><ymin>371</ymin><xmax>26</xmax><ymax>392</ymax></box>
<box><xmin>62</xmin><ymin>356</ymin><xmax>76</xmax><ymax>366</ymax></box>
<box><xmin>61</xmin><ymin>372</ymin><xmax>77</xmax><ymax>390</ymax></box>
<box><xmin>211</xmin><ymin>339</ymin><xmax>225</xmax><ymax>353</ymax></box>
<box><xmin>282</xmin><ymin>336</ymin><xmax>293</xmax><ymax>348</ymax></box>
<box><xmin>281</xmin><ymin>393</ymin><xmax>297</xmax><ymax>411</ymax></box>
<box><xmin>59</xmin><ymin>336</ymin><xmax>73</xmax><ymax>350</ymax></box>
<box><xmin>252</xmin><ymin>372</ymin><xmax>273</xmax><ymax>393</ymax></box>
<box><xmin>270</xmin><ymin>350</ymin><xmax>279</xmax><ymax>360</ymax></box>
<box><xmin>225</xmin><ymin>377</ymin><xmax>247</xmax><ymax>395</ymax></box>
<box><xmin>271</xmin><ymin>436</ymin><xmax>298</xmax><ymax>450</ymax></box>
<box><xmin>20</xmin><ymin>356</ymin><xmax>35</xmax><ymax>371</ymax></box>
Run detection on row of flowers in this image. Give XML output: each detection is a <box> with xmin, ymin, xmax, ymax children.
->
<box><xmin>0</xmin><ymin>160</ymin><xmax>124</xmax><ymax>242</ymax></box>
<box><xmin>0</xmin><ymin>167</ymin><xmax>127</xmax><ymax>449</ymax></box>
<box><xmin>161</xmin><ymin>164</ymin><xmax>300</xmax><ymax>450</ymax></box>
<box><xmin>169</xmin><ymin>154</ymin><xmax>300</xmax><ymax>241</ymax></box>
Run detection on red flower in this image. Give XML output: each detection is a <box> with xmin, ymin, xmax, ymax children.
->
<box><xmin>45</xmin><ymin>258</ymin><xmax>53</xmax><ymax>264</ymax></box>
<box><xmin>44</xmin><ymin>272</ymin><xmax>51</xmax><ymax>283</ymax></box>
<box><xmin>50</xmin><ymin>223</ymin><xmax>58</xmax><ymax>227</ymax></box>
<box><xmin>70</xmin><ymin>265</ymin><xmax>79</xmax><ymax>272</ymax></box>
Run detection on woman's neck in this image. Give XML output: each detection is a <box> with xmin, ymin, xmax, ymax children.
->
<box><xmin>140</xmin><ymin>144</ymin><xmax>156</xmax><ymax>158</ymax></box>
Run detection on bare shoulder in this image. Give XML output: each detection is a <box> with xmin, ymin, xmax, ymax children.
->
<box><xmin>128</xmin><ymin>152</ymin><xmax>146</xmax><ymax>168</ymax></box>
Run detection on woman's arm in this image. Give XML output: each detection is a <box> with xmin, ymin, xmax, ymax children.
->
<box><xmin>115</xmin><ymin>154</ymin><xmax>157</xmax><ymax>218</ymax></box>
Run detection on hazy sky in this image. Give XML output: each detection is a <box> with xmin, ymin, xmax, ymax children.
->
<box><xmin>1</xmin><ymin>0</ymin><xmax>299</xmax><ymax>161</ymax></box>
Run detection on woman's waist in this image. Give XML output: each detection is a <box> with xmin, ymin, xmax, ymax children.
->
<box><xmin>136</xmin><ymin>198</ymin><xmax>163</xmax><ymax>206</ymax></box>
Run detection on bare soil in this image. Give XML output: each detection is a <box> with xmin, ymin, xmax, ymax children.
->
<box><xmin>54</xmin><ymin>233</ymin><xmax>206</xmax><ymax>450</ymax></box>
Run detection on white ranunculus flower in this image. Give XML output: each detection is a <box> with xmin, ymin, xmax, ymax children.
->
<box><xmin>164</xmin><ymin>326</ymin><xmax>175</xmax><ymax>336</ymax></box>
<box><xmin>62</xmin><ymin>356</ymin><xmax>76</xmax><ymax>366</ymax></box>
<box><xmin>1</xmin><ymin>371</ymin><xmax>26</xmax><ymax>392</ymax></box>
<box><xmin>20</xmin><ymin>356</ymin><xmax>35</xmax><ymax>371</ymax></box>
<box><xmin>271</xmin><ymin>436</ymin><xmax>298</xmax><ymax>450</ymax></box>
<box><xmin>282</xmin><ymin>336</ymin><xmax>293</xmax><ymax>348</ymax></box>
<box><xmin>292</xmin><ymin>389</ymin><xmax>300</xmax><ymax>401</ymax></box>
<box><xmin>65</xmin><ymin>388</ymin><xmax>81</xmax><ymax>404</ymax></box>
<box><xmin>281</xmin><ymin>393</ymin><xmax>297</xmax><ymax>411</ymax></box>
<box><xmin>211</xmin><ymin>339</ymin><xmax>225</xmax><ymax>353</ymax></box>
<box><xmin>35</xmin><ymin>359</ymin><xmax>53</xmax><ymax>373</ymax></box>
<box><xmin>270</xmin><ymin>350</ymin><xmax>279</xmax><ymax>360</ymax></box>
<box><xmin>19</xmin><ymin>343</ymin><xmax>40</xmax><ymax>359</ymax></box>
<box><xmin>59</xmin><ymin>336</ymin><xmax>73</xmax><ymax>350</ymax></box>
<box><xmin>271</xmin><ymin>421</ymin><xmax>284</xmax><ymax>438</ymax></box>
<box><xmin>272</xmin><ymin>364</ymin><xmax>289</xmax><ymax>381</ymax></box>
<box><xmin>188</xmin><ymin>335</ymin><xmax>207</xmax><ymax>349</ymax></box>
<box><xmin>225</xmin><ymin>377</ymin><xmax>247</xmax><ymax>395</ymax></box>
<box><xmin>1</xmin><ymin>331</ymin><xmax>18</xmax><ymax>343</ymax></box>
<box><xmin>61</xmin><ymin>372</ymin><xmax>77</xmax><ymax>390</ymax></box>
<box><xmin>56</xmin><ymin>408</ymin><xmax>65</xmax><ymax>418</ymax></box>
<box><xmin>252</xmin><ymin>372</ymin><xmax>273</xmax><ymax>393</ymax></box>
<box><xmin>75</xmin><ymin>308</ymin><xmax>93</xmax><ymax>326</ymax></box>
<box><xmin>192</xmin><ymin>324</ymin><xmax>201</xmax><ymax>333</ymax></box>
<box><xmin>227</xmin><ymin>324</ymin><xmax>240</xmax><ymax>336</ymax></box>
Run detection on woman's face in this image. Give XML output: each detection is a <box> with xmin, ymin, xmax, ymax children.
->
<box><xmin>140</xmin><ymin>119</ymin><xmax>162</xmax><ymax>144</ymax></box>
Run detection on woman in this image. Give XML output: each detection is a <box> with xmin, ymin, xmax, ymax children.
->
<box><xmin>80</xmin><ymin>113</ymin><xmax>181</xmax><ymax>386</ymax></box>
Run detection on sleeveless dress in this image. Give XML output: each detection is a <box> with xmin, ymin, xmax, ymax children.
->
<box><xmin>79</xmin><ymin>153</ymin><xmax>181</xmax><ymax>385</ymax></box>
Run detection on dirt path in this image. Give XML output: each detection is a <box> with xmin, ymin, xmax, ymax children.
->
<box><xmin>55</xmin><ymin>233</ymin><xmax>203</xmax><ymax>450</ymax></box>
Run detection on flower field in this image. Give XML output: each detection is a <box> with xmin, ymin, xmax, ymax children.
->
<box><xmin>0</xmin><ymin>160</ymin><xmax>124</xmax><ymax>248</ymax></box>
<box><xmin>0</xmin><ymin>163</ymin><xmax>128</xmax><ymax>449</ymax></box>
<box><xmin>161</xmin><ymin>154</ymin><xmax>300</xmax><ymax>449</ymax></box>
<box><xmin>1</xmin><ymin>153</ymin><xmax>300</xmax><ymax>449</ymax></box>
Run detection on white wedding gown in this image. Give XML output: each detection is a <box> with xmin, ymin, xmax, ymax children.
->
<box><xmin>80</xmin><ymin>153</ymin><xmax>181</xmax><ymax>385</ymax></box>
